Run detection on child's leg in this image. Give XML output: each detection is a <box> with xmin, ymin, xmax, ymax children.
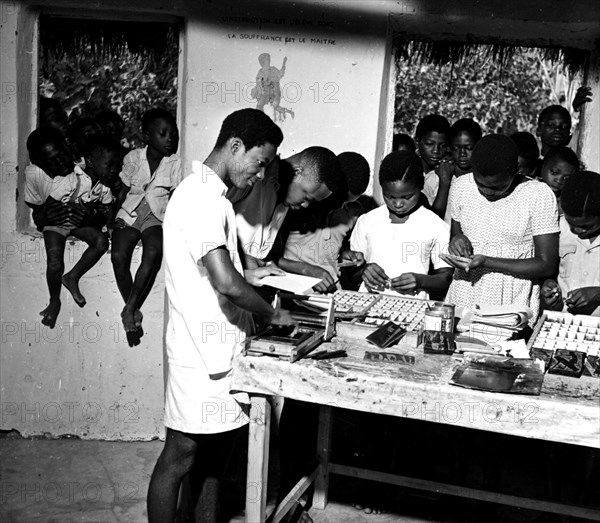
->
<box><xmin>62</xmin><ymin>227</ymin><xmax>109</xmax><ymax>307</ymax></box>
<box><xmin>111</xmin><ymin>226</ymin><xmax>141</xmax><ymax>303</ymax></box>
<box><xmin>121</xmin><ymin>225</ymin><xmax>163</xmax><ymax>332</ymax></box>
<box><xmin>41</xmin><ymin>231</ymin><xmax>67</xmax><ymax>328</ymax></box>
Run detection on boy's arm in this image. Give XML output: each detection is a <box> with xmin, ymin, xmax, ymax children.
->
<box><xmin>430</xmin><ymin>161</ymin><xmax>454</xmax><ymax>218</ymax></box>
<box><xmin>114</xmin><ymin>183</ymin><xmax>130</xmax><ymax>213</ymax></box>
<box><xmin>203</xmin><ymin>246</ymin><xmax>293</xmax><ymax>325</ymax></box>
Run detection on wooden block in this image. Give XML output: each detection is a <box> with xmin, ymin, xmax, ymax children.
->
<box><xmin>548</xmin><ymin>350</ymin><xmax>585</xmax><ymax>378</ymax></box>
<box><xmin>364</xmin><ymin>351</ymin><xmax>415</xmax><ymax>364</ymax></box>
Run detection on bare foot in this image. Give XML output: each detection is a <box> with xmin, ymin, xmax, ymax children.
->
<box><xmin>62</xmin><ymin>273</ymin><xmax>86</xmax><ymax>307</ymax></box>
<box><xmin>352</xmin><ymin>503</ymin><xmax>388</xmax><ymax>515</ymax></box>
<box><xmin>40</xmin><ymin>300</ymin><xmax>61</xmax><ymax>328</ymax></box>
<box><xmin>121</xmin><ymin>307</ymin><xmax>139</xmax><ymax>332</ymax></box>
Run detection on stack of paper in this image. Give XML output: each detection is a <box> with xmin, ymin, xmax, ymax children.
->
<box><xmin>471</xmin><ymin>304</ymin><xmax>533</xmax><ymax>330</ymax></box>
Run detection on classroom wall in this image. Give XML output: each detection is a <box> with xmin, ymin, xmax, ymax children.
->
<box><xmin>0</xmin><ymin>0</ymin><xmax>390</xmax><ymax>440</ymax></box>
<box><xmin>1</xmin><ymin>0</ymin><xmax>599</xmax><ymax>440</ymax></box>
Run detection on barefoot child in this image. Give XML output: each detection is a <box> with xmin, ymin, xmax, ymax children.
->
<box><xmin>111</xmin><ymin>109</ymin><xmax>182</xmax><ymax>338</ymax></box>
<box><xmin>541</xmin><ymin>171</ymin><xmax>600</xmax><ymax>316</ymax></box>
<box><xmin>27</xmin><ymin>132</ymin><xmax>121</xmax><ymax>327</ymax></box>
<box><xmin>348</xmin><ymin>151</ymin><xmax>453</xmax><ymax>299</ymax></box>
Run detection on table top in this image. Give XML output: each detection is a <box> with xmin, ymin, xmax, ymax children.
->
<box><xmin>231</xmin><ymin>337</ymin><xmax>600</xmax><ymax>449</ymax></box>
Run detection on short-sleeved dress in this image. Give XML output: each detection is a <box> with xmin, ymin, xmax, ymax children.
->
<box><xmin>447</xmin><ymin>174</ymin><xmax>559</xmax><ymax>320</ymax></box>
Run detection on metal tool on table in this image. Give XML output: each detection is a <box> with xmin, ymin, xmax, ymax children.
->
<box><xmin>243</xmin><ymin>292</ymin><xmax>335</xmax><ymax>362</ymax></box>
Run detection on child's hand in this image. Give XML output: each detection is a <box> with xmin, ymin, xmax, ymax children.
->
<box><xmin>449</xmin><ymin>233</ymin><xmax>474</xmax><ymax>258</ymax></box>
<box><xmin>572</xmin><ymin>86</ymin><xmax>592</xmax><ymax>112</ymax></box>
<box><xmin>391</xmin><ymin>273</ymin><xmax>421</xmax><ymax>294</ymax></box>
<box><xmin>565</xmin><ymin>287</ymin><xmax>600</xmax><ymax>315</ymax></box>
<box><xmin>541</xmin><ymin>279</ymin><xmax>562</xmax><ymax>308</ymax></box>
<box><xmin>436</xmin><ymin>158</ymin><xmax>455</xmax><ymax>186</ymax></box>
<box><xmin>340</xmin><ymin>250</ymin><xmax>365</xmax><ymax>266</ymax></box>
<box><xmin>362</xmin><ymin>263</ymin><xmax>388</xmax><ymax>292</ymax></box>
<box><xmin>305</xmin><ymin>266</ymin><xmax>337</xmax><ymax>293</ymax></box>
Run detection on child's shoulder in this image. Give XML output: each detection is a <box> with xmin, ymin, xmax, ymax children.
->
<box><xmin>358</xmin><ymin>204</ymin><xmax>388</xmax><ymax>223</ymax></box>
<box><xmin>123</xmin><ymin>147</ymin><xmax>146</xmax><ymax>163</ymax></box>
<box><xmin>414</xmin><ymin>205</ymin><xmax>449</xmax><ymax>229</ymax></box>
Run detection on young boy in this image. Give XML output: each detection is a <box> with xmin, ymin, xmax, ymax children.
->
<box><xmin>111</xmin><ymin>108</ymin><xmax>182</xmax><ymax>341</ymax></box>
<box><xmin>278</xmin><ymin>152</ymin><xmax>372</xmax><ymax>292</ymax></box>
<box><xmin>27</xmin><ymin>132</ymin><xmax>121</xmax><ymax>327</ymax></box>
<box><xmin>347</xmin><ymin>151</ymin><xmax>453</xmax><ymax>299</ymax></box>
<box><xmin>232</xmin><ymin>146</ymin><xmax>345</xmax><ymax>270</ymax></box>
<box><xmin>510</xmin><ymin>131</ymin><xmax>540</xmax><ymax>178</ymax></box>
<box><xmin>147</xmin><ymin>108</ymin><xmax>292</xmax><ymax>523</ymax></box>
<box><xmin>536</xmin><ymin>105</ymin><xmax>573</xmax><ymax>157</ymax></box>
<box><xmin>541</xmin><ymin>171</ymin><xmax>600</xmax><ymax>316</ymax></box>
<box><xmin>415</xmin><ymin>114</ymin><xmax>452</xmax><ymax>218</ymax></box>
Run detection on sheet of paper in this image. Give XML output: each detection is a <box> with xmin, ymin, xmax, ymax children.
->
<box><xmin>260</xmin><ymin>272</ymin><xmax>322</xmax><ymax>294</ymax></box>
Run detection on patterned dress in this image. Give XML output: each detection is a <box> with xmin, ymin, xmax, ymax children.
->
<box><xmin>447</xmin><ymin>174</ymin><xmax>559</xmax><ymax>320</ymax></box>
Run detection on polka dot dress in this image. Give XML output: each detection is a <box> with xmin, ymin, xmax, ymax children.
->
<box><xmin>447</xmin><ymin>174</ymin><xmax>559</xmax><ymax>321</ymax></box>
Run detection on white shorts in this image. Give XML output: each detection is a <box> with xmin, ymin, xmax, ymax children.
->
<box><xmin>164</xmin><ymin>363</ymin><xmax>249</xmax><ymax>435</ymax></box>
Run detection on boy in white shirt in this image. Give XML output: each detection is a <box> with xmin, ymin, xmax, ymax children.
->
<box><xmin>111</xmin><ymin>109</ymin><xmax>182</xmax><ymax>342</ymax></box>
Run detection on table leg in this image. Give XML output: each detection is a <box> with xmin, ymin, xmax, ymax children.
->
<box><xmin>246</xmin><ymin>395</ymin><xmax>271</xmax><ymax>523</ymax></box>
<box><xmin>313</xmin><ymin>405</ymin><xmax>332</xmax><ymax>510</ymax></box>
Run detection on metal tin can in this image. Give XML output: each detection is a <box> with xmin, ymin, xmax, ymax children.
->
<box><xmin>423</xmin><ymin>309</ymin><xmax>446</xmax><ymax>331</ymax></box>
<box><xmin>431</xmin><ymin>302</ymin><xmax>455</xmax><ymax>333</ymax></box>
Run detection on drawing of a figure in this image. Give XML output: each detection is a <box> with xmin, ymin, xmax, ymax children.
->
<box><xmin>251</xmin><ymin>53</ymin><xmax>295</xmax><ymax>121</ymax></box>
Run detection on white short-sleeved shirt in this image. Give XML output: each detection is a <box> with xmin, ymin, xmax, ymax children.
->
<box><xmin>422</xmin><ymin>170</ymin><xmax>439</xmax><ymax>206</ymax></box>
<box><xmin>49</xmin><ymin>166</ymin><xmax>113</xmax><ymax>205</ymax></box>
<box><xmin>350</xmin><ymin>204</ymin><xmax>451</xmax><ymax>299</ymax></box>
<box><xmin>23</xmin><ymin>164</ymin><xmax>66</xmax><ymax>206</ymax></box>
<box><xmin>233</xmin><ymin>159</ymin><xmax>288</xmax><ymax>260</ymax></box>
<box><xmin>447</xmin><ymin>174</ymin><xmax>559</xmax><ymax>320</ymax></box>
<box><xmin>117</xmin><ymin>146</ymin><xmax>182</xmax><ymax>225</ymax></box>
<box><xmin>557</xmin><ymin>217</ymin><xmax>600</xmax><ymax>317</ymax></box>
<box><xmin>163</xmin><ymin>161</ymin><xmax>251</xmax><ymax>434</ymax></box>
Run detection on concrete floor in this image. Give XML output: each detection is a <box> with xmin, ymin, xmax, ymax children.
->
<box><xmin>0</xmin><ymin>435</ymin><xmax>596</xmax><ymax>523</ymax></box>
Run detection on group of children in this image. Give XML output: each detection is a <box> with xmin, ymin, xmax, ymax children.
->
<box><xmin>26</xmin><ymin>93</ymin><xmax>599</xmax><ymax>356</ymax></box>
<box><xmin>25</xmin><ymin>102</ymin><xmax>182</xmax><ymax>343</ymax></box>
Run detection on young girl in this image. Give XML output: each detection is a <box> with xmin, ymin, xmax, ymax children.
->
<box><xmin>347</xmin><ymin>151</ymin><xmax>452</xmax><ymax>299</ymax></box>
<box><xmin>446</xmin><ymin>134</ymin><xmax>559</xmax><ymax>320</ymax></box>
<box><xmin>541</xmin><ymin>171</ymin><xmax>600</xmax><ymax>316</ymax></box>
<box><xmin>111</xmin><ymin>109</ymin><xmax>182</xmax><ymax>342</ymax></box>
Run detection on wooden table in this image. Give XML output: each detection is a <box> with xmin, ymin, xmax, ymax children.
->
<box><xmin>230</xmin><ymin>337</ymin><xmax>600</xmax><ymax>522</ymax></box>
